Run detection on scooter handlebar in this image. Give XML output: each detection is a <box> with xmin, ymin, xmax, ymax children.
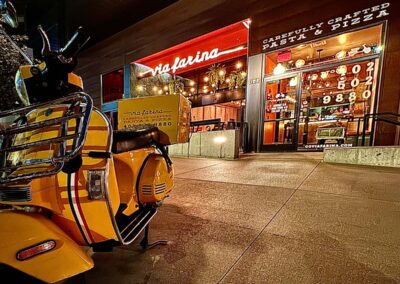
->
<box><xmin>37</xmin><ymin>25</ymin><xmax>90</xmax><ymax>60</ymax></box>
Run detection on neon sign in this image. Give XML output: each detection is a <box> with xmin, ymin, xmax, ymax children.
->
<box><xmin>139</xmin><ymin>46</ymin><xmax>246</xmax><ymax>77</ymax></box>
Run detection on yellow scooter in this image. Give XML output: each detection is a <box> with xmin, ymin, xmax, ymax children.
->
<box><xmin>0</xmin><ymin>2</ymin><xmax>190</xmax><ymax>282</ymax></box>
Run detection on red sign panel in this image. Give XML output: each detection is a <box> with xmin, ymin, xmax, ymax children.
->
<box><xmin>135</xmin><ymin>20</ymin><xmax>249</xmax><ymax>76</ymax></box>
<box><xmin>277</xmin><ymin>50</ymin><xmax>292</xmax><ymax>63</ymax></box>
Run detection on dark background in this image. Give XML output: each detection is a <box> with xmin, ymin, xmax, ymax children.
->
<box><xmin>11</xmin><ymin>0</ymin><xmax>177</xmax><ymax>55</ymax></box>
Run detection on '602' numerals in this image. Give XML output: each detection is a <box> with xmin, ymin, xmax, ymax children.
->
<box><xmin>323</xmin><ymin>61</ymin><xmax>375</xmax><ymax>105</ymax></box>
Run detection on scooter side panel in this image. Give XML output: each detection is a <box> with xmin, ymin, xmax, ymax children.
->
<box><xmin>0</xmin><ymin>211</ymin><xmax>93</xmax><ymax>283</ymax></box>
<box><xmin>52</xmin><ymin>110</ymin><xmax>120</xmax><ymax>245</ymax></box>
<box><xmin>138</xmin><ymin>154</ymin><xmax>174</xmax><ymax>203</ymax></box>
<box><xmin>113</xmin><ymin>148</ymin><xmax>154</xmax><ymax>216</ymax></box>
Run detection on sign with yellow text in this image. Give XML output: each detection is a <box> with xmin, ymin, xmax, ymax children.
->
<box><xmin>118</xmin><ymin>95</ymin><xmax>191</xmax><ymax>145</ymax></box>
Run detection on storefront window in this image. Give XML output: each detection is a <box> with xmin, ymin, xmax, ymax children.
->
<box><xmin>132</xmin><ymin>56</ymin><xmax>247</xmax><ymax>99</ymax></box>
<box><xmin>102</xmin><ymin>69</ymin><xmax>124</xmax><ymax>103</ymax></box>
<box><xmin>262</xmin><ymin>24</ymin><xmax>384</xmax><ymax>150</ymax></box>
<box><xmin>131</xmin><ymin>20</ymin><xmax>250</xmax><ymax>132</ymax></box>
<box><xmin>191</xmin><ymin>100</ymin><xmax>245</xmax><ymax>132</ymax></box>
<box><xmin>265</xmin><ymin>25</ymin><xmax>383</xmax><ymax>76</ymax></box>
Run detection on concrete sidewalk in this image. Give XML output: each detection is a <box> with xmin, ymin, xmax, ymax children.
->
<box><xmin>74</xmin><ymin>153</ymin><xmax>400</xmax><ymax>283</ymax></box>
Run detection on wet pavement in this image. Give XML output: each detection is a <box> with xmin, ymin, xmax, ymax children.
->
<box><xmin>70</xmin><ymin>153</ymin><xmax>400</xmax><ymax>284</ymax></box>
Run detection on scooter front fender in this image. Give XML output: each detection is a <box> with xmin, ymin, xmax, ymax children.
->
<box><xmin>0</xmin><ymin>211</ymin><xmax>94</xmax><ymax>283</ymax></box>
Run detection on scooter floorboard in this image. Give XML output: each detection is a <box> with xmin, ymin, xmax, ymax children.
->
<box><xmin>117</xmin><ymin>206</ymin><xmax>157</xmax><ymax>245</ymax></box>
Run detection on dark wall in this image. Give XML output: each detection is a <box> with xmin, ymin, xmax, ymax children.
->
<box><xmin>13</xmin><ymin>0</ymin><xmax>67</xmax><ymax>54</ymax></box>
<box><xmin>65</xmin><ymin>0</ymin><xmax>177</xmax><ymax>48</ymax></box>
<box><xmin>76</xmin><ymin>0</ymin><xmax>400</xmax><ymax>145</ymax></box>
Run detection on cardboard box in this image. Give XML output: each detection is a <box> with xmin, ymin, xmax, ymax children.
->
<box><xmin>118</xmin><ymin>94</ymin><xmax>191</xmax><ymax>145</ymax></box>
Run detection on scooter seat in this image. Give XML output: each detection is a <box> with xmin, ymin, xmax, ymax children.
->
<box><xmin>112</xmin><ymin>127</ymin><xmax>160</xmax><ymax>153</ymax></box>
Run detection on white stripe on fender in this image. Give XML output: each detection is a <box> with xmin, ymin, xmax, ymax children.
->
<box><xmin>70</xmin><ymin>173</ymin><xmax>92</xmax><ymax>244</ymax></box>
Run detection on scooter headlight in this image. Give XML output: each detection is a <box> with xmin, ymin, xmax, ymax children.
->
<box><xmin>15</xmin><ymin>70</ymin><xmax>30</xmax><ymax>106</ymax></box>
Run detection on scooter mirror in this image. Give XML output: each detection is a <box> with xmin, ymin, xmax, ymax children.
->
<box><xmin>0</xmin><ymin>0</ymin><xmax>18</xmax><ymax>28</ymax></box>
<box><xmin>37</xmin><ymin>25</ymin><xmax>51</xmax><ymax>56</ymax></box>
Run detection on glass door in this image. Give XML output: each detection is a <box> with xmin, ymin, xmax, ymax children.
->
<box><xmin>298</xmin><ymin>58</ymin><xmax>380</xmax><ymax>150</ymax></box>
<box><xmin>261</xmin><ymin>74</ymin><xmax>300</xmax><ymax>151</ymax></box>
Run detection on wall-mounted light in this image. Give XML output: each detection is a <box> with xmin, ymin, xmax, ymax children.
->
<box><xmin>335</xmin><ymin>50</ymin><xmax>347</xmax><ymax>60</ymax></box>
<box><xmin>163</xmin><ymin>85</ymin><xmax>168</xmax><ymax>91</ymax></box>
<box><xmin>289</xmin><ymin>77</ymin><xmax>297</xmax><ymax>87</ymax></box>
<box><xmin>273</xmin><ymin>63</ymin><xmax>286</xmax><ymax>75</ymax></box>
<box><xmin>295</xmin><ymin>59</ymin><xmax>305</xmax><ymax>68</ymax></box>
<box><xmin>336</xmin><ymin>65</ymin><xmax>347</xmax><ymax>75</ymax></box>
<box><xmin>152</xmin><ymin>86</ymin><xmax>158</xmax><ymax>92</ymax></box>
<box><xmin>189</xmin><ymin>81</ymin><xmax>195</xmax><ymax>86</ymax></box>
<box><xmin>375</xmin><ymin>45</ymin><xmax>384</xmax><ymax>53</ymax></box>
<box><xmin>236</xmin><ymin>62</ymin><xmax>243</xmax><ymax>69</ymax></box>
<box><xmin>190</xmin><ymin>87</ymin><xmax>195</xmax><ymax>92</ymax></box>
<box><xmin>242</xmin><ymin>19</ymin><xmax>251</xmax><ymax>29</ymax></box>
<box><xmin>204</xmin><ymin>76</ymin><xmax>209</xmax><ymax>82</ymax></box>
<box><xmin>338</xmin><ymin>34</ymin><xmax>347</xmax><ymax>44</ymax></box>
<box><xmin>137</xmin><ymin>85</ymin><xmax>144</xmax><ymax>91</ymax></box>
<box><xmin>213</xmin><ymin>136</ymin><xmax>227</xmax><ymax>144</ymax></box>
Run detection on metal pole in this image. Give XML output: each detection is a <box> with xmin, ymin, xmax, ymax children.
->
<box><xmin>0</xmin><ymin>26</ymin><xmax>32</xmax><ymax>64</ymax></box>
<box><xmin>370</xmin><ymin>115</ymin><xmax>376</xmax><ymax>146</ymax></box>
<box><xmin>355</xmin><ymin>117</ymin><xmax>361</xmax><ymax>146</ymax></box>
<box><xmin>361</xmin><ymin>115</ymin><xmax>368</xmax><ymax>146</ymax></box>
